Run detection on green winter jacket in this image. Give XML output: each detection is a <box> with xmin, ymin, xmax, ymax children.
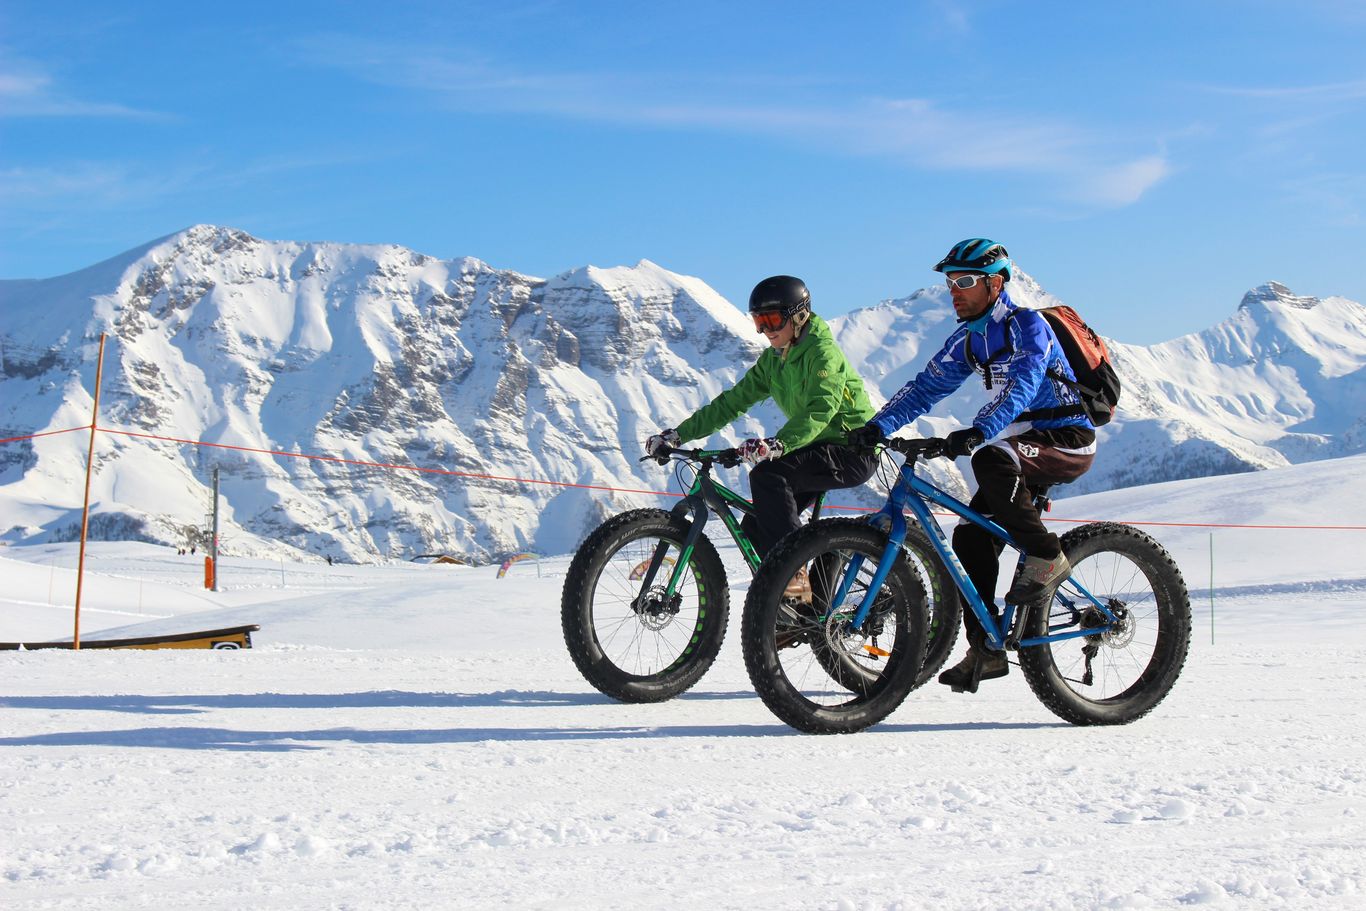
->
<box><xmin>675</xmin><ymin>314</ymin><xmax>874</xmax><ymax>452</ymax></box>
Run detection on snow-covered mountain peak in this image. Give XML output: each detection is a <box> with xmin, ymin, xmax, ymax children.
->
<box><xmin>1</xmin><ymin>227</ymin><xmax>787</xmax><ymax>560</ymax></box>
<box><xmin>1239</xmin><ymin>281</ymin><xmax>1320</xmax><ymax>312</ymax></box>
<box><xmin>3</xmin><ymin>229</ymin><xmax>1365</xmax><ymax>560</ymax></box>
<box><xmin>550</xmin><ymin>259</ymin><xmax>756</xmax><ymax>342</ymax></box>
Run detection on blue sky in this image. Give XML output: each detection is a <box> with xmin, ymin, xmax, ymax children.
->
<box><xmin>3</xmin><ymin>0</ymin><xmax>1365</xmax><ymax>344</ymax></box>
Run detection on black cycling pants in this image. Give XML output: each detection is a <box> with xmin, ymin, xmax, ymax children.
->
<box><xmin>741</xmin><ymin>442</ymin><xmax>879</xmax><ymax>558</ymax></box>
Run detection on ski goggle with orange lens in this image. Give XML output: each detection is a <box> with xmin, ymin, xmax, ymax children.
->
<box><xmin>752</xmin><ymin>310</ymin><xmax>790</xmax><ymax>333</ymax></box>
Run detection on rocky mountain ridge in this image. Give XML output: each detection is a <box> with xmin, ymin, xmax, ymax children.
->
<box><xmin>2</xmin><ymin>226</ymin><xmax>1362</xmax><ymax>560</ymax></box>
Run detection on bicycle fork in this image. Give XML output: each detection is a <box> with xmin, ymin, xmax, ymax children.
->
<box><xmin>628</xmin><ymin>499</ymin><xmax>711</xmax><ymax>616</ymax></box>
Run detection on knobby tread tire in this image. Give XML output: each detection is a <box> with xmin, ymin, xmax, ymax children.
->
<box><xmin>1018</xmin><ymin>522</ymin><xmax>1191</xmax><ymax>726</ymax></box>
<box><xmin>561</xmin><ymin>509</ymin><xmax>729</xmax><ymax>703</ymax></box>
<box><xmin>901</xmin><ymin>523</ymin><xmax>962</xmax><ymax>686</ymax></box>
<box><xmin>742</xmin><ymin>519</ymin><xmax>929</xmax><ymax>734</ymax></box>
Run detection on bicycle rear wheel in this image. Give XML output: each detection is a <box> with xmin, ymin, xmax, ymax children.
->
<box><xmin>1018</xmin><ymin>522</ymin><xmax>1191</xmax><ymax>725</ymax></box>
<box><xmin>742</xmin><ymin>519</ymin><xmax>928</xmax><ymax>734</ymax></box>
<box><xmin>562</xmin><ymin>509</ymin><xmax>729</xmax><ymax>703</ymax></box>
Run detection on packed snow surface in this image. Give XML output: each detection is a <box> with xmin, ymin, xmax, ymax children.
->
<box><xmin>2</xmin><ymin>456</ymin><xmax>1364</xmax><ymax>909</ymax></box>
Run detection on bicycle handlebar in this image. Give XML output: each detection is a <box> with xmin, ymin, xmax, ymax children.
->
<box><xmin>641</xmin><ymin>446</ymin><xmax>742</xmax><ymax>468</ymax></box>
<box><xmin>643</xmin><ymin>438</ymin><xmax>947</xmax><ymax>467</ymax></box>
<box><xmin>885</xmin><ymin>436</ymin><xmax>948</xmax><ymax>460</ymax></box>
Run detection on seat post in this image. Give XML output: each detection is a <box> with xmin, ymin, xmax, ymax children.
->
<box><xmin>1028</xmin><ymin>483</ymin><xmax>1054</xmax><ymax>513</ymax></box>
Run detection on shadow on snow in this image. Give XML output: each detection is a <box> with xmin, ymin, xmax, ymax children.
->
<box><xmin>0</xmin><ymin>688</ymin><xmax>753</xmax><ymax>715</ymax></box>
<box><xmin>0</xmin><ymin>718</ymin><xmax>1064</xmax><ymax>751</ymax></box>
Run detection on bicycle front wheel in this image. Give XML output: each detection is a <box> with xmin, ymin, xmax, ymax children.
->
<box><xmin>741</xmin><ymin>519</ymin><xmax>928</xmax><ymax>734</ymax></box>
<box><xmin>561</xmin><ymin>509</ymin><xmax>729</xmax><ymax>703</ymax></box>
<box><xmin>901</xmin><ymin>523</ymin><xmax>962</xmax><ymax>686</ymax></box>
<box><xmin>1018</xmin><ymin>522</ymin><xmax>1191</xmax><ymax>725</ymax></box>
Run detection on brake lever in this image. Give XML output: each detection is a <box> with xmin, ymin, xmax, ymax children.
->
<box><xmin>640</xmin><ymin>448</ymin><xmax>672</xmax><ymax>465</ymax></box>
<box><xmin>920</xmin><ymin>437</ymin><xmax>948</xmax><ymax>460</ymax></box>
<box><xmin>716</xmin><ymin>449</ymin><xmax>742</xmax><ymax>469</ymax></box>
<box><xmin>889</xmin><ymin>437</ymin><xmax>947</xmax><ymax>460</ymax></box>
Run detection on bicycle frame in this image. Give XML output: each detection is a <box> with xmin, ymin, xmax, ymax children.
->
<box><xmin>843</xmin><ymin>453</ymin><xmax>1118</xmax><ymax>652</ymax></box>
<box><xmin>632</xmin><ymin>449</ymin><xmax>824</xmax><ymax>605</ymax></box>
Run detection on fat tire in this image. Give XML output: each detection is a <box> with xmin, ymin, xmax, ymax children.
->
<box><xmin>742</xmin><ymin>519</ymin><xmax>929</xmax><ymax>734</ymax></box>
<box><xmin>1018</xmin><ymin>522</ymin><xmax>1191</xmax><ymax>725</ymax></box>
<box><xmin>806</xmin><ymin>523</ymin><xmax>959</xmax><ymax>689</ymax></box>
<box><xmin>562</xmin><ymin>508</ymin><xmax>728</xmax><ymax>703</ymax></box>
<box><xmin>902</xmin><ymin>524</ymin><xmax>962</xmax><ymax>686</ymax></box>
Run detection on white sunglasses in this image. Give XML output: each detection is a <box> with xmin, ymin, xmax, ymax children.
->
<box><xmin>945</xmin><ymin>274</ymin><xmax>992</xmax><ymax>290</ymax></box>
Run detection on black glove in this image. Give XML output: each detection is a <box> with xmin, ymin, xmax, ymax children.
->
<box><xmin>846</xmin><ymin>424</ymin><xmax>886</xmax><ymax>452</ymax></box>
<box><xmin>943</xmin><ymin>427</ymin><xmax>985</xmax><ymax>458</ymax></box>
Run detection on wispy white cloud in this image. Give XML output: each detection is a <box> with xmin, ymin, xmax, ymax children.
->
<box><xmin>295</xmin><ymin>35</ymin><xmax>1170</xmax><ymax>209</ymax></box>
<box><xmin>1205</xmin><ymin>78</ymin><xmax>1366</xmax><ymax>103</ymax></box>
<box><xmin>1280</xmin><ymin>171</ymin><xmax>1366</xmax><ymax>225</ymax></box>
<box><xmin>0</xmin><ymin>60</ymin><xmax>165</xmax><ymax>119</ymax></box>
<box><xmin>0</xmin><ymin>150</ymin><xmax>383</xmax><ymax>211</ymax></box>
<box><xmin>0</xmin><ymin>163</ymin><xmax>196</xmax><ymax>206</ymax></box>
<box><xmin>928</xmin><ymin>0</ymin><xmax>973</xmax><ymax>35</ymax></box>
<box><xmin>1071</xmin><ymin>155</ymin><xmax>1173</xmax><ymax>208</ymax></box>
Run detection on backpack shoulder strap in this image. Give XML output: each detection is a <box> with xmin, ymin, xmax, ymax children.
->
<box><xmin>965</xmin><ymin>308</ymin><xmax>1017</xmax><ymax>389</ymax></box>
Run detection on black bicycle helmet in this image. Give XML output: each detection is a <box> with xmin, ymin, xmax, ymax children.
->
<box><xmin>933</xmin><ymin>238</ymin><xmax>1012</xmax><ymax>282</ymax></box>
<box><xmin>748</xmin><ymin>275</ymin><xmax>811</xmax><ymax>316</ymax></box>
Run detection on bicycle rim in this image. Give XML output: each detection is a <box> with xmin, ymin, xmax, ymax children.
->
<box><xmin>1018</xmin><ymin>523</ymin><xmax>1190</xmax><ymax>725</ymax></box>
<box><xmin>588</xmin><ymin>533</ymin><xmax>709</xmax><ymax>677</ymax></box>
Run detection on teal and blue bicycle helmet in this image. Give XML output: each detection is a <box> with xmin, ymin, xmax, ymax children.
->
<box><xmin>933</xmin><ymin>238</ymin><xmax>1012</xmax><ymax>282</ymax></box>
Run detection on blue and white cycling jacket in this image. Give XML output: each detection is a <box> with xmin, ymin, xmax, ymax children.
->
<box><xmin>868</xmin><ymin>290</ymin><xmax>1093</xmax><ymax>442</ymax></box>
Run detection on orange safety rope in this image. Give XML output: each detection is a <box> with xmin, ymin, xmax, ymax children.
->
<box><xmin>0</xmin><ymin>426</ymin><xmax>90</xmax><ymax>445</ymax></box>
<box><xmin>6</xmin><ymin>423</ymin><xmax>1364</xmax><ymax>531</ymax></box>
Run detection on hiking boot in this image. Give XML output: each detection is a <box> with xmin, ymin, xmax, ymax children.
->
<box><xmin>783</xmin><ymin>567</ymin><xmax>812</xmax><ymax>604</ymax></box>
<box><xmin>1005</xmin><ymin>553</ymin><xmax>1071</xmax><ymax>605</ymax></box>
<box><xmin>775</xmin><ymin>569</ymin><xmax>816</xmax><ymax>649</ymax></box>
<box><xmin>937</xmin><ymin>648</ymin><xmax>1009</xmax><ymax>694</ymax></box>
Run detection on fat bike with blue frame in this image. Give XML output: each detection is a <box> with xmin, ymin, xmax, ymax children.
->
<box><xmin>742</xmin><ymin>437</ymin><xmax>1191</xmax><ymax>733</ymax></box>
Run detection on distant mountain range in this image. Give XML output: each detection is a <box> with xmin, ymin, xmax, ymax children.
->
<box><xmin>2</xmin><ymin>226</ymin><xmax>1362</xmax><ymax>561</ymax></box>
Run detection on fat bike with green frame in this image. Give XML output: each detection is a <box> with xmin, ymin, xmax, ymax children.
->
<box><xmin>561</xmin><ymin>446</ymin><xmax>795</xmax><ymax>702</ymax></box>
<box><xmin>561</xmin><ymin>445</ymin><xmax>960</xmax><ymax>703</ymax></box>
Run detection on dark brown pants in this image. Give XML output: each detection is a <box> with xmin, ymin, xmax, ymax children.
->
<box><xmin>952</xmin><ymin>426</ymin><xmax>1096</xmax><ymax>649</ymax></box>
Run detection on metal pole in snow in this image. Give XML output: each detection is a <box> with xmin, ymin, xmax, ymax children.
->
<box><xmin>1209</xmin><ymin>532</ymin><xmax>1215</xmax><ymax>645</ymax></box>
<box><xmin>73</xmin><ymin>333</ymin><xmax>108</xmax><ymax>650</ymax></box>
<box><xmin>212</xmin><ymin>466</ymin><xmax>221</xmax><ymax>591</ymax></box>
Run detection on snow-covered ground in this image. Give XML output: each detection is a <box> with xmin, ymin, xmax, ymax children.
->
<box><xmin>2</xmin><ymin>457</ymin><xmax>1365</xmax><ymax>909</ymax></box>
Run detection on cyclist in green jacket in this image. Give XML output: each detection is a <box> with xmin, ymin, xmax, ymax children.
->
<box><xmin>645</xmin><ymin>276</ymin><xmax>878</xmax><ymax>583</ymax></box>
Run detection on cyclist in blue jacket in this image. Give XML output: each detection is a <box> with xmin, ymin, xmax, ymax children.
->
<box><xmin>848</xmin><ymin>239</ymin><xmax>1097</xmax><ymax>693</ymax></box>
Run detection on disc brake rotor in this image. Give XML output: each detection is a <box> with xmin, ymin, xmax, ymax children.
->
<box><xmin>823</xmin><ymin>612</ymin><xmax>885</xmax><ymax>659</ymax></box>
<box><xmin>638</xmin><ymin>587</ymin><xmax>677</xmax><ymax>631</ymax></box>
<box><xmin>1101</xmin><ymin>604</ymin><xmax>1135</xmax><ymax>649</ymax></box>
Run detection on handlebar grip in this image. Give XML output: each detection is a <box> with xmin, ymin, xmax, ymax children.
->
<box><xmin>641</xmin><ymin>445</ymin><xmax>677</xmax><ymax>465</ymax></box>
<box><xmin>888</xmin><ymin>437</ymin><xmax>947</xmax><ymax>459</ymax></box>
<box><xmin>715</xmin><ymin>448</ymin><xmax>742</xmax><ymax>468</ymax></box>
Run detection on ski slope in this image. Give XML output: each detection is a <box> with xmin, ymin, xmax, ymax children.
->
<box><xmin>2</xmin><ymin>456</ymin><xmax>1364</xmax><ymax>909</ymax></box>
